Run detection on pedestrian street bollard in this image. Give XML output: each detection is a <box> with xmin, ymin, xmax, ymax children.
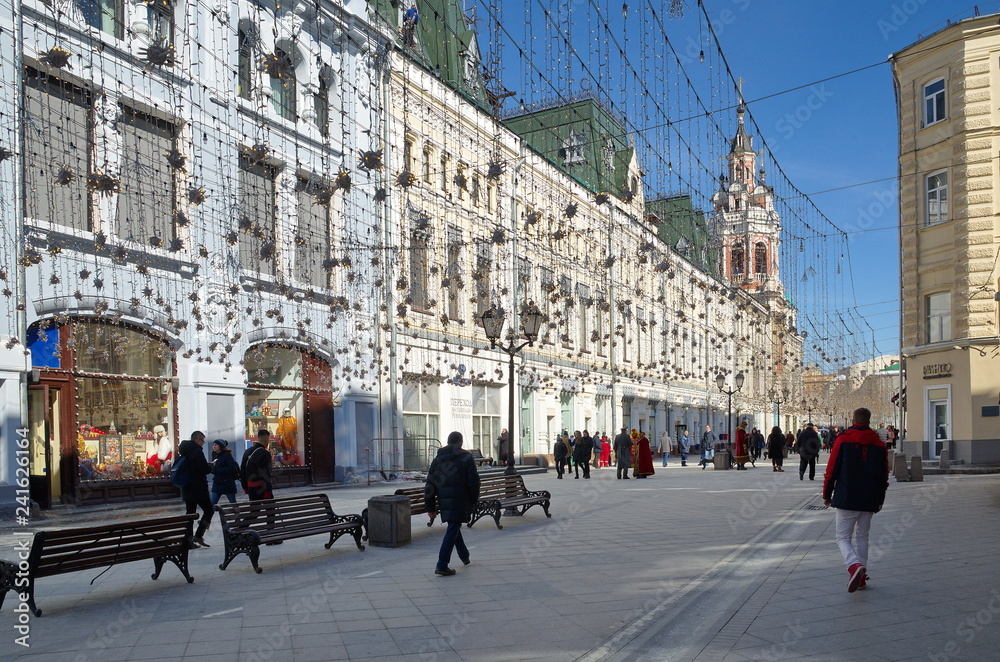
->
<box><xmin>910</xmin><ymin>456</ymin><xmax>924</xmax><ymax>481</ymax></box>
<box><xmin>713</xmin><ymin>449</ymin><xmax>731</xmax><ymax>470</ymax></box>
<box><xmin>367</xmin><ymin>495</ymin><xmax>411</xmax><ymax>548</ymax></box>
<box><xmin>893</xmin><ymin>453</ymin><xmax>910</xmax><ymax>482</ymax></box>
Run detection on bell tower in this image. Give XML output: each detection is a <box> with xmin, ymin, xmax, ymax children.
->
<box><xmin>709</xmin><ymin>97</ymin><xmax>782</xmax><ymax>295</ymax></box>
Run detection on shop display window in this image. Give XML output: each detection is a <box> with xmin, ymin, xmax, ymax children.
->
<box><xmin>244</xmin><ymin>346</ymin><xmax>306</xmax><ymax>467</ymax></box>
<box><xmin>71</xmin><ymin>322</ymin><xmax>175</xmax><ymax>482</ymax></box>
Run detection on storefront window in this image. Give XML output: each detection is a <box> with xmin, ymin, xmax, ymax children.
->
<box><xmin>245</xmin><ymin>346</ymin><xmax>305</xmax><ymax>467</ymax></box>
<box><xmin>70</xmin><ymin>321</ymin><xmax>175</xmax><ymax>482</ymax></box>
<box><xmin>402</xmin><ymin>382</ymin><xmax>439</xmax><ymax>470</ymax></box>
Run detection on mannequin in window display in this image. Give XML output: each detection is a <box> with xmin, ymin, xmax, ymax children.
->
<box><xmin>276</xmin><ymin>407</ymin><xmax>298</xmax><ymax>460</ymax></box>
<box><xmin>145</xmin><ymin>425</ymin><xmax>172</xmax><ymax>474</ymax></box>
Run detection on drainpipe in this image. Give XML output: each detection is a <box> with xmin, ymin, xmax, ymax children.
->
<box><xmin>608</xmin><ymin>205</ymin><xmax>617</xmax><ymax>432</ymax></box>
<box><xmin>890</xmin><ymin>56</ymin><xmax>905</xmax><ymax>455</ymax></box>
<box><xmin>509</xmin><ymin>143</ymin><xmax>526</xmax><ymax>462</ymax></box>
<box><xmin>14</xmin><ymin>0</ymin><xmax>29</xmax><ymax>439</ymax></box>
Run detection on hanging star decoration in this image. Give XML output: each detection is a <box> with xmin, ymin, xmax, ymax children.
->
<box><xmin>564</xmin><ymin>202</ymin><xmax>578</xmax><ymax>218</ymax></box>
<box><xmin>525</xmin><ymin>210</ymin><xmax>541</xmax><ymax>225</ymax></box>
<box><xmin>335</xmin><ymin>170</ymin><xmax>352</xmax><ymax>193</ymax></box>
<box><xmin>87</xmin><ymin>170</ymin><xmax>121</xmax><ymax>196</ymax></box>
<box><xmin>140</xmin><ymin>39</ymin><xmax>177</xmax><ymax>68</ymax></box>
<box><xmin>595</xmin><ymin>192</ymin><xmax>610</xmax><ymax>206</ymax></box>
<box><xmin>165</xmin><ymin>148</ymin><xmax>187</xmax><ymax>172</ymax></box>
<box><xmin>0</xmin><ymin>147</ymin><xmax>14</xmax><ymax>163</ymax></box>
<box><xmin>187</xmin><ymin>186</ymin><xmax>207</xmax><ymax>206</ymax></box>
<box><xmin>38</xmin><ymin>46</ymin><xmax>73</xmax><ymax>69</ymax></box>
<box><xmin>396</xmin><ymin>170</ymin><xmax>416</xmax><ymax>188</ymax></box>
<box><xmin>358</xmin><ymin>149</ymin><xmax>384</xmax><ymax>171</ymax></box>
<box><xmin>259</xmin><ymin>52</ymin><xmax>294</xmax><ymax>79</ymax></box>
<box><xmin>486</xmin><ymin>160</ymin><xmax>505</xmax><ymax>181</ymax></box>
<box><xmin>243</xmin><ymin>143</ymin><xmax>270</xmax><ymax>165</ymax></box>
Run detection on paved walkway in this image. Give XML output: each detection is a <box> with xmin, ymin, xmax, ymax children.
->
<box><xmin>2</xmin><ymin>455</ymin><xmax>998</xmax><ymax>661</ymax></box>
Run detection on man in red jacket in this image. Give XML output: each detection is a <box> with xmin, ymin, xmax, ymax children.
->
<box><xmin>823</xmin><ymin>407</ymin><xmax>889</xmax><ymax>593</ymax></box>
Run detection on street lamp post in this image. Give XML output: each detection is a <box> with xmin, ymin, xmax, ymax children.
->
<box><xmin>477</xmin><ymin>303</ymin><xmax>543</xmax><ymax>476</ymax></box>
<box><xmin>716</xmin><ymin>373</ymin><xmax>745</xmax><ymax>454</ymax></box>
<box><xmin>770</xmin><ymin>388</ymin><xmax>789</xmax><ymax>429</ymax></box>
<box><xmin>802</xmin><ymin>399</ymin><xmax>817</xmax><ymax>426</ymax></box>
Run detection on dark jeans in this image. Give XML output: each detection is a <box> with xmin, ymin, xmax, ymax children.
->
<box><xmin>555</xmin><ymin>457</ymin><xmax>568</xmax><ymax>477</ymax></box>
<box><xmin>680</xmin><ymin>449</ymin><xmax>688</xmax><ymax>466</ymax></box>
<box><xmin>617</xmin><ymin>463</ymin><xmax>630</xmax><ymax>479</ymax></box>
<box><xmin>211</xmin><ymin>491</ymin><xmax>237</xmax><ymax>506</ymax></box>
<box><xmin>799</xmin><ymin>456</ymin><xmax>817</xmax><ymax>480</ymax></box>
<box><xmin>574</xmin><ymin>456</ymin><xmax>591</xmax><ymax>478</ymax></box>
<box><xmin>437</xmin><ymin>521</ymin><xmax>469</xmax><ymax>570</ymax></box>
<box><xmin>185</xmin><ymin>495</ymin><xmax>213</xmax><ymax>539</ymax></box>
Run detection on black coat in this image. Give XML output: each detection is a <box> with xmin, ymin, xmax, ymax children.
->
<box><xmin>177</xmin><ymin>439</ymin><xmax>213</xmax><ymax>502</ymax></box>
<box><xmin>573</xmin><ymin>436</ymin><xmax>594</xmax><ymax>461</ymax></box>
<box><xmin>553</xmin><ymin>440</ymin><xmax>568</xmax><ymax>461</ymax></box>
<box><xmin>425</xmin><ymin>443</ymin><xmax>481</xmax><ymax>523</ymax></box>
<box><xmin>795</xmin><ymin>428</ymin><xmax>822</xmax><ymax>459</ymax></box>
<box><xmin>766</xmin><ymin>431</ymin><xmax>786</xmax><ymax>458</ymax></box>
<box><xmin>211</xmin><ymin>450</ymin><xmax>240</xmax><ymax>495</ymax></box>
<box><xmin>240</xmin><ymin>442</ymin><xmax>273</xmax><ymax>490</ymax></box>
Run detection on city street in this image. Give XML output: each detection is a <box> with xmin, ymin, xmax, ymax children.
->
<box><xmin>2</xmin><ymin>459</ymin><xmax>998</xmax><ymax>662</ymax></box>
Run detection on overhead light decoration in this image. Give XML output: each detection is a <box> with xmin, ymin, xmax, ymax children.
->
<box><xmin>38</xmin><ymin>46</ymin><xmax>73</xmax><ymax>69</ymax></box>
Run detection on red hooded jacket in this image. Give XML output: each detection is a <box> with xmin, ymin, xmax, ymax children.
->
<box><xmin>822</xmin><ymin>425</ymin><xmax>889</xmax><ymax>512</ymax></box>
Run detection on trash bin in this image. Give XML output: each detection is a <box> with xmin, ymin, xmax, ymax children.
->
<box><xmin>713</xmin><ymin>449</ymin><xmax>731</xmax><ymax>470</ymax></box>
<box><xmin>367</xmin><ymin>495</ymin><xmax>411</xmax><ymax>548</ymax></box>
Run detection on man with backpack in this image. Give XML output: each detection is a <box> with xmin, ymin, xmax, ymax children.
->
<box><xmin>174</xmin><ymin>430</ymin><xmax>214</xmax><ymax>548</ymax></box>
<box><xmin>241</xmin><ymin>429</ymin><xmax>278</xmax><ymax>543</ymax></box>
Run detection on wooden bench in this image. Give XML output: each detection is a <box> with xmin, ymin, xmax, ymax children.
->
<box><xmin>361</xmin><ymin>485</ymin><xmax>437</xmax><ymax>541</ymax></box>
<box><xmin>469</xmin><ymin>448</ymin><xmax>494</xmax><ymax>466</ymax></box>
<box><xmin>468</xmin><ymin>474</ymin><xmax>552</xmax><ymax>530</ymax></box>
<box><xmin>215</xmin><ymin>494</ymin><xmax>364</xmax><ymax>573</ymax></box>
<box><xmin>0</xmin><ymin>513</ymin><xmax>197</xmax><ymax>616</ymax></box>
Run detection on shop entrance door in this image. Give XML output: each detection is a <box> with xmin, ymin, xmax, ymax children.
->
<box><xmin>28</xmin><ymin>385</ymin><xmax>63</xmax><ymax>509</ymax></box>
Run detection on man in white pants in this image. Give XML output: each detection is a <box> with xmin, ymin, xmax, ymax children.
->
<box><xmin>822</xmin><ymin>407</ymin><xmax>889</xmax><ymax>593</ymax></box>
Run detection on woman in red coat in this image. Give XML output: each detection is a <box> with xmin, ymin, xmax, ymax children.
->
<box><xmin>734</xmin><ymin>420</ymin><xmax>751</xmax><ymax>470</ymax></box>
<box><xmin>634</xmin><ymin>432</ymin><xmax>655</xmax><ymax>478</ymax></box>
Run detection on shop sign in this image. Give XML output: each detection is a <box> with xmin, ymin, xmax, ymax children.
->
<box><xmin>922</xmin><ymin>363</ymin><xmax>952</xmax><ymax>379</ymax></box>
<box><xmin>451</xmin><ymin>397</ymin><xmax>472</xmax><ymax>421</ymax></box>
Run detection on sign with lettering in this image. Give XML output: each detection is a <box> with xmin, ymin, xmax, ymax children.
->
<box><xmin>923</xmin><ymin>363</ymin><xmax>952</xmax><ymax>379</ymax></box>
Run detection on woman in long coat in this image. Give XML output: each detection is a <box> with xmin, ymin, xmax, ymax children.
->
<box><xmin>634</xmin><ymin>432</ymin><xmax>655</xmax><ymax>478</ymax></box>
<box><xmin>766</xmin><ymin>426</ymin><xmax>786</xmax><ymax>472</ymax></box>
<box><xmin>734</xmin><ymin>420</ymin><xmax>750</xmax><ymax>470</ymax></box>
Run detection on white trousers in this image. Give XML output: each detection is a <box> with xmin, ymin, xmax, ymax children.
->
<box><xmin>835</xmin><ymin>509</ymin><xmax>874</xmax><ymax>569</ymax></box>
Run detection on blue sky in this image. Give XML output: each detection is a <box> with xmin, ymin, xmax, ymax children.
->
<box><xmin>474</xmin><ymin>0</ymin><xmax>981</xmax><ymax>365</ymax></box>
<box><xmin>706</xmin><ymin>0</ymin><xmax>978</xmax><ymax>358</ymax></box>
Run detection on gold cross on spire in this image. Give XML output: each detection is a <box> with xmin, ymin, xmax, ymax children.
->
<box><xmin>736</xmin><ymin>77</ymin><xmax>745</xmax><ymax>102</ymax></box>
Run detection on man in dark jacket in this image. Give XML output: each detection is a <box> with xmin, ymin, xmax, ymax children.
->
<box><xmin>425</xmin><ymin>431</ymin><xmax>481</xmax><ymax>576</ymax></box>
<box><xmin>240</xmin><ymin>429</ymin><xmax>277</xmax><ymax>541</ymax></box>
<box><xmin>794</xmin><ymin>423</ymin><xmax>822</xmax><ymax>481</ymax></box>
<box><xmin>823</xmin><ymin>407</ymin><xmax>889</xmax><ymax>593</ymax></box>
<box><xmin>553</xmin><ymin>435</ymin><xmax>569</xmax><ymax>479</ymax></box>
<box><xmin>613</xmin><ymin>427</ymin><xmax>632</xmax><ymax>479</ymax></box>
<box><xmin>178</xmin><ymin>430</ymin><xmax>214</xmax><ymax>548</ymax></box>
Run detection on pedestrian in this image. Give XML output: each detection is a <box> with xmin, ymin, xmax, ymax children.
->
<box><xmin>210</xmin><ymin>439</ymin><xmax>239</xmax><ymax>505</ymax></box>
<box><xmin>823</xmin><ymin>407</ymin><xmax>889</xmax><ymax>593</ymax></box>
<box><xmin>767</xmin><ymin>426</ymin><xmax>785</xmax><ymax>472</ymax></box>
<box><xmin>592</xmin><ymin>431</ymin><xmax>601</xmax><ymax>469</ymax></box>
<box><xmin>574</xmin><ymin>430</ymin><xmax>593</xmax><ymax>479</ymax></box>
<box><xmin>634</xmin><ymin>431</ymin><xmax>655</xmax><ymax>478</ymax></box>
<box><xmin>613</xmin><ymin>427</ymin><xmax>632</xmax><ymax>479</ymax></box>
<box><xmin>734</xmin><ymin>420</ymin><xmax>750</xmax><ymax>470</ymax></box>
<box><xmin>659</xmin><ymin>429</ymin><xmax>671</xmax><ymax>467</ymax></box>
<box><xmin>178</xmin><ymin>430</ymin><xmax>214</xmax><ymax>548</ymax></box>
<box><xmin>240</xmin><ymin>429</ymin><xmax>277</xmax><ymax>542</ymax></box>
<box><xmin>751</xmin><ymin>428</ymin><xmax>764</xmax><ymax>460</ymax></box>
<box><xmin>795</xmin><ymin>423</ymin><xmax>821</xmax><ymax>480</ymax></box>
<box><xmin>885</xmin><ymin>425</ymin><xmax>897</xmax><ymax>451</ymax></box>
<box><xmin>785</xmin><ymin>430</ymin><xmax>795</xmax><ymax>457</ymax></box>
<box><xmin>497</xmin><ymin>428</ymin><xmax>509</xmax><ymax>466</ymax></box>
<box><xmin>599</xmin><ymin>433</ymin><xmax>612</xmax><ymax>467</ymax></box>
<box><xmin>553</xmin><ymin>434</ymin><xmax>569</xmax><ymax>479</ymax></box>
<box><xmin>425</xmin><ymin>431</ymin><xmax>481</xmax><ymax>576</ymax></box>
<box><xmin>679</xmin><ymin>428</ymin><xmax>690</xmax><ymax>466</ymax></box>
<box><xmin>698</xmin><ymin>424</ymin><xmax>716</xmax><ymax>469</ymax></box>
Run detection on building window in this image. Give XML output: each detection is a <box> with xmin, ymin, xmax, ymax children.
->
<box><xmin>294</xmin><ymin>177</ymin><xmax>331</xmax><ymax>288</ymax></box>
<box><xmin>471</xmin><ymin>385</ymin><xmax>502</xmax><ymax>458</ymax></box>
<box><xmin>409</xmin><ymin>217</ymin><xmax>430</xmax><ymax>310</ymax></box>
<box><xmin>926</xmin><ymin>292</ymin><xmax>951</xmax><ymax>344</ymax></box>
<box><xmin>923</xmin><ymin>78</ymin><xmax>946</xmax><ymax>127</ymax></box>
<box><xmin>238</xmin><ymin>154</ymin><xmax>278</xmax><ymax>276</ymax></box>
<box><xmin>470</xmin><ymin>175</ymin><xmax>481</xmax><ymax>207</ymax></box>
<box><xmin>270</xmin><ymin>47</ymin><xmax>297</xmax><ymax>121</ymax></box>
<box><xmin>24</xmin><ymin>69</ymin><xmax>93</xmax><ymax>231</ymax></box>
<box><xmin>475</xmin><ymin>244</ymin><xmax>492</xmax><ymax>316</ymax></box>
<box><xmin>926</xmin><ymin>171</ymin><xmax>948</xmax><ymax>225</ymax></box>
<box><xmin>147</xmin><ymin>2</ymin><xmax>174</xmax><ymax>45</ymax></box>
<box><xmin>754</xmin><ymin>242</ymin><xmax>767</xmax><ymax>275</ymax></box>
<box><xmin>401</xmin><ymin>383</ymin><xmax>440</xmax><ymax>468</ymax></box>
<box><xmin>446</xmin><ymin>228</ymin><xmax>462</xmax><ymax>319</ymax></box>
<box><xmin>561</xmin><ymin>132</ymin><xmax>586</xmax><ymax>166</ymax></box>
<box><xmin>440</xmin><ymin>153</ymin><xmax>449</xmax><ymax>192</ymax></box>
<box><xmin>116</xmin><ymin>106</ymin><xmax>177</xmax><ymax>242</ymax></box>
<box><xmin>596</xmin><ymin>290</ymin><xmax>607</xmax><ymax>357</ymax></box>
<box><xmin>422</xmin><ymin>146</ymin><xmax>432</xmax><ymax>183</ymax></box>
<box><xmin>81</xmin><ymin>0</ymin><xmax>124</xmax><ymax>39</ymax></box>
<box><xmin>314</xmin><ymin>67</ymin><xmax>332</xmax><ymax>136</ymax></box>
<box><xmin>244</xmin><ymin>345</ymin><xmax>318</xmax><ymax>468</ymax></box>
<box><xmin>237</xmin><ymin>23</ymin><xmax>255</xmax><ymax>100</ymax></box>
<box><xmin>402</xmin><ymin>138</ymin><xmax>414</xmax><ymax>173</ymax></box>
<box><xmin>730</xmin><ymin>242</ymin><xmax>745</xmax><ymax>276</ymax></box>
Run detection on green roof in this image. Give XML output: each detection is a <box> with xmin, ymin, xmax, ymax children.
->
<box><xmin>645</xmin><ymin>195</ymin><xmax>714</xmax><ymax>272</ymax></box>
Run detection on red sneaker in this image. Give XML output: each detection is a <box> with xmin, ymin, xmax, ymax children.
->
<box><xmin>858</xmin><ymin>573</ymin><xmax>868</xmax><ymax>590</ymax></box>
<box><xmin>847</xmin><ymin>563</ymin><xmax>866</xmax><ymax>593</ymax></box>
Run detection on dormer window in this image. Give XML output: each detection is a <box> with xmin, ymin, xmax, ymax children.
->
<box><xmin>561</xmin><ymin>132</ymin><xmax>586</xmax><ymax>167</ymax></box>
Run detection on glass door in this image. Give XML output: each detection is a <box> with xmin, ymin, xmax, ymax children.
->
<box><xmin>28</xmin><ymin>385</ymin><xmax>62</xmax><ymax>509</ymax></box>
<box><xmin>930</xmin><ymin>401</ymin><xmax>948</xmax><ymax>458</ymax></box>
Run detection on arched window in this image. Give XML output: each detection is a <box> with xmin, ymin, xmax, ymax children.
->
<box><xmin>754</xmin><ymin>242</ymin><xmax>768</xmax><ymax>275</ymax></box>
<box><xmin>271</xmin><ymin>46</ymin><xmax>297</xmax><ymax>121</ymax></box>
<box><xmin>730</xmin><ymin>243</ymin><xmax>745</xmax><ymax>276</ymax></box>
